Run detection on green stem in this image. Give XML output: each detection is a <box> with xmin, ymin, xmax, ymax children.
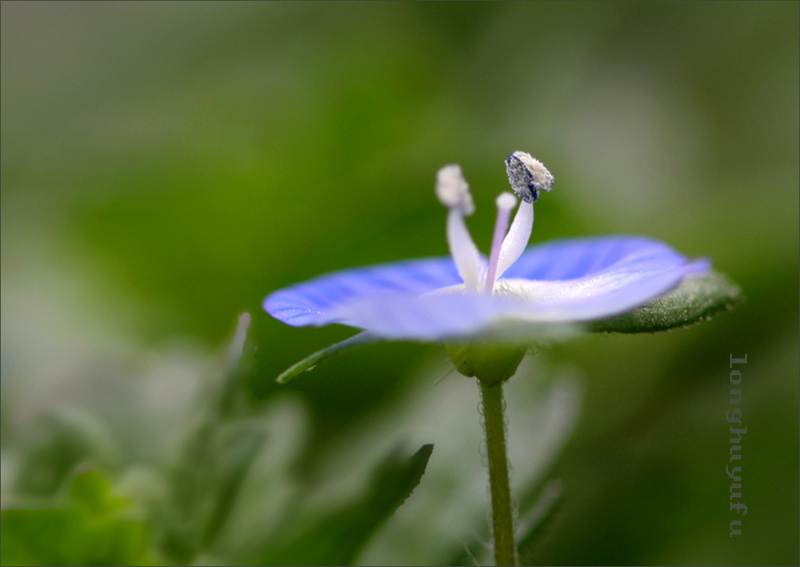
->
<box><xmin>479</xmin><ymin>379</ymin><xmax>517</xmax><ymax>566</ymax></box>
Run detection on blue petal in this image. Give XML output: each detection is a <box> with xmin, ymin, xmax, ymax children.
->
<box><xmin>264</xmin><ymin>236</ymin><xmax>709</xmax><ymax>340</ymax></box>
<box><xmin>265</xmin><ymin>257</ymin><xmax>462</xmax><ymax>327</ymax></box>
<box><xmin>504</xmin><ymin>235</ymin><xmax>688</xmax><ymax>280</ymax></box>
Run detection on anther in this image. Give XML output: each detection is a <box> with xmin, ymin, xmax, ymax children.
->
<box><xmin>504</xmin><ymin>151</ymin><xmax>554</xmax><ymax>203</ymax></box>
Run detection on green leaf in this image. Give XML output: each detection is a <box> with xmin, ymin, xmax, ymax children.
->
<box><xmin>157</xmin><ymin>315</ymin><xmax>267</xmax><ymax>564</ymax></box>
<box><xmin>159</xmin><ymin>418</ymin><xmax>267</xmax><ymax>562</ymax></box>
<box><xmin>517</xmin><ymin>480</ymin><xmax>564</xmax><ymax>560</ymax></box>
<box><xmin>251</xmin><ymin>443</ymin><xmax>434</xmax><ymax>566</ymax></box>
<box><xmin>201</xmin><ymin>421</ymin><xmax>268</xmax><ymax>547</ymax></box>
<box><xmin>1</xmin><ymin>508</ymin><xmax>84</xmax><ymax>566</ymax></box>
<box><xmin>12</xmin><ymin>408</ymin><xmax>118</xmax><ymax>499</ymax></box>
<box><xmin>69</xmin><ymin>469</ymin><xmax>119</xmax><ymax>515</ymax></box>
<box><xmin>1</xmin><ymin>471</ymin><xmax>150</xmax><ymax>566</ymax></box>
<box><xmin>589</xmin><ymin>271</ymin><xmax>742</xmax><ymax>334</ymax></box>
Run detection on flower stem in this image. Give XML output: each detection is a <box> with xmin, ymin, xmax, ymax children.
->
<box><xmin>479</xmin><ymin>379</ymin><xmax>517</xmax><ymax>566</ymax></box>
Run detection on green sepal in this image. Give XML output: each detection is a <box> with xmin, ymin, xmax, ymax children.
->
<box><xmin>276</xmin><ymin>331</ymin><xmax>379</xmax><ymax>384</ymax></box>
<box><xmin>589</xmin><ymin>270</ymin><xmax>742</xmax><ymax>334</ymax></box>
<box><xmin>445</xmin><ymin>341</ymin><xmax>527</xmax><ymax>386</ymax></box>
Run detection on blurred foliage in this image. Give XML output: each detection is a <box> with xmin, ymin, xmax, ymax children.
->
<box><xmin>1</xmin><ymin>470</ymin><xmax>150</xmax><ymax>566</ymax></box>
<box><xmin>11</xmin><ymin>409</ymin><xmax>118</xmax><ymax>499</ymax></box>
<box><xmin>2</xmin><ymin>2</ymin><xmax>798</xmax><ymax>566</ymax></box>
<box><xmin>249</xmin><ymin>444</ymin><xmax>433</xmax><ymax>566</ymax></box>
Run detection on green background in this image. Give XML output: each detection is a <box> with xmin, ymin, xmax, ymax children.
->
<box><xmin>2</xmin><ymin>2</ymin><xmax>798</xmax><ymax>565</ymax></box>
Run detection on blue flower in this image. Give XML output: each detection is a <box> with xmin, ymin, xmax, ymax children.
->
<box><xmin>264</xmin><ymin>152</ymin><xmax>709</xmax><ymax>342</ymax></box>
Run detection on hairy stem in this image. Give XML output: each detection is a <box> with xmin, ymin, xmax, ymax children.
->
<box><xmin>479</xmin><ymin>379</ymin><xmax>517</xmax><ymax>566</ymax></box>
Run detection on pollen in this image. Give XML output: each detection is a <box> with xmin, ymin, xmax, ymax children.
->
<box><xmin>505</xmin><ymin>151</ymin><xmax>554</xmax><ymax>203</ymax></box>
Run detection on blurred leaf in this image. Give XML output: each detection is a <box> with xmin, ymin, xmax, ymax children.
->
<box><xmin>1</xmin><ymin>471</ymin><xmax>150</xmax><ymax>566</ymax></box>
<box><xmin>218</xmin><ymin>312</ymin><xmax>257</xmax><ymax>417</ymax></box>
<box><xmin>251</xmin><ymin>443</ymin><xmax>434</xmax><ymax>566</ymax></box>
<box><xmin>589</xmin><ymin>271</ymin><xmax>742</xmax><ymax>334</ymax></box>
<box><xmin>69</xmin><ymin>469</ymin><xmax>124</xmax><ymax>516</ymax></box>
<box><xmin>201</xmin><ymin>421</ymin><xmax>267</xmax><ymax>547</ymax></box>
<box><xmin>12</xmin><ymin>408</ymin><xmax>118</xmax><ymax>499</ymax></box>
<box><xmin>2</xmin><ymin>508</ymin><xmax>85</xmax><ymax>567</ymax></box>
<box><xmin>159</xmin><ymin>417</ymin><xmax>216</xmax><ymax>564</ymax></box>
<box><xmin>517</xmin><ymin>480</ymin><xmax>564</xmax><ymax>561</ymax></box>
<box><xmin>158</xmin><ymin>317</ymin><xmax>268</xmax><ymax>563</ymax></box>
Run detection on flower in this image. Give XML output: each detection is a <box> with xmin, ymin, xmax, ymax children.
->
<box><xmin>264</xmin><ymin>152</ymin><xmax>709</xmax><ymax>342</ymax></box>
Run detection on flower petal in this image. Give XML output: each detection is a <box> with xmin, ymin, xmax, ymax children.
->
<box><xmin>495</xmin><ymin>235</ymin><xmax>710</xmax><ymax>322</ymax></box>
<box><xmin>498</xmin><ymin>264</ymin><xmax>700</xmax><ymax>322</ymax></box>
<box><xmin>264</xmin><ymin>257</ymin><xmax>463</xmax><ymax>327</ymax></box>
<box><xmin>264</xmin><ymin>236</ymin><xmax>709</xmax><ymax>340</ymax></box>
<box><xmin>323</xmin><ymin>290</ymin><xmax>545</xmax><ymax>340</ymax></box>
<box><xmin>503</xmin><ymin>235</ymin><xmax>690</xmax><ymax>281</ymax></box>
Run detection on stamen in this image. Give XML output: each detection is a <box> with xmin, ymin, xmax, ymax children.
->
<box><xmin>484</xmin><ymin>192</ymin><xmax>517</xmax><ymax>294</ymax></box>
<box><xmin>495</xmin><ymin>200</ymin><xmax>533</xmax><ymax>280</ymax></box>
<box><xmin>436</xmin><ymin>165</ymin><xmax>481</xmax><ymax>290</ymax></box>
<box><xmin>494</xmin><ymin>152</ymin><xmax>553</xmax><ymax>281</ymax></box>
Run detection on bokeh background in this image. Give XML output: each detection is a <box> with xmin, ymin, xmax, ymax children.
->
<box><xmin>2</xmin><ymin>2</ymin><xmax>798</xmax><ymax>565</ymax></box>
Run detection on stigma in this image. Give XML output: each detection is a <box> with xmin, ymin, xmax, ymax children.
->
<box><xmin>436</xmin><ymin>164</ymin><xmax>474</xmax><ymax>215</ymax></box>
<box><xmin>436</xmin><ymin>164</ymin><xmax>482</xmax><ymax>290</ymax></box>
